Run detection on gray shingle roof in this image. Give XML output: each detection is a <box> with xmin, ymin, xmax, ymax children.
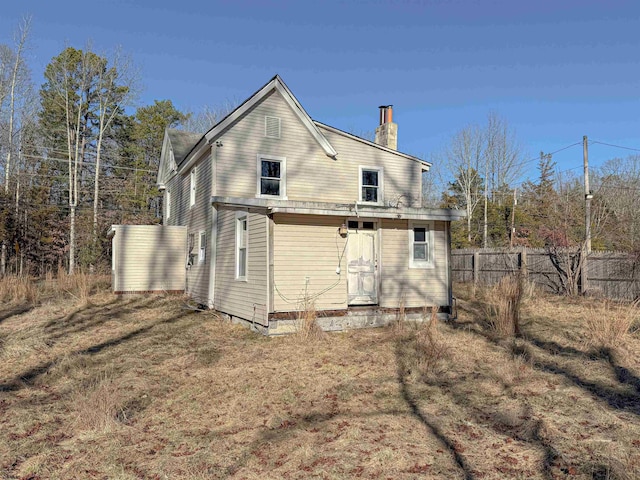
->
<box><xmin>167</xmin><ymin>129</ymin><xmax>202</xmax><ymax>165</ymax></box>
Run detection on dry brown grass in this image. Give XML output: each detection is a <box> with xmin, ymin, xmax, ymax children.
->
<box><xmin>2</xmin><ymin>285</ymin><xmax>640</xmax><ymax>479</ymax></box>
<box><xmin>295</xmin><ymin>295</ymin><xmax>325</xmax><ymax>342</ymax></box>
<box><xmin>0</xmin><ymin>275</ymin><xmax>39</xmax><ymax>304</ymax></box>
<box><xmin>409</xmin><ymin>306</ymin><xmax>451</xmax><ymax>379</ymax></box>
<box><xmin>482</xmin><ymin>274</ymin><xmax>524</xmax><ymax>337</ymax></box>
<box><xmin>585</xmin><ymin>299</ymin><xmax>639</xmax><ymax>349</ymax></box>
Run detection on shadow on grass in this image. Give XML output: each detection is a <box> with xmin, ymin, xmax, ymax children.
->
<box><xmin>394</xmin><ymin>342</ymin><xmax>476</xmax><ymax>480</ymax></box>
<box><xmin>43</xmin><ymin>297</ymin><xmax>158</xmax><ymax>342</ymax></box>
<box><xmin>453</xmin><ymin>297</ymin><xmax>640</xmax><ymax>417</ymax></box>
<box><xmin>0</xmin><ymin>298</ymin><xmax>197</xmax><ymax>392</ymax></box>
<box><xmin>0</xmin><ymin>304</ymin><xmax>36</xmax><ymax>324</ymax></box>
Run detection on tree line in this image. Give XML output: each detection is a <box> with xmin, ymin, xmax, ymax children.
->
<box><xmin>2</xmin><ymin>18</ymin><xmax>638</xmax><ymax>278</ymax></box>
<box><xmin>435</xmin><ymin>115</ymin><xmax>640</xmax><ymax>255</ymax></box>
<box><xmin>0</xmin><ymin>18</ymin><xmax>229</xmax><ymax>277</ymax></box>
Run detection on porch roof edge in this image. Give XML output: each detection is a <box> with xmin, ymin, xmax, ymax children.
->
<box><xmin>211</xmin><ymin>196</ymin><xmax>465</xmax><ymax>221</ymax></box>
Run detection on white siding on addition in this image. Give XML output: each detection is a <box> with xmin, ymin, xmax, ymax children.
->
<box><xmin>111</xmin><ymin>225</ymin><xmax>187</xmax><ymax>293</ymax></box>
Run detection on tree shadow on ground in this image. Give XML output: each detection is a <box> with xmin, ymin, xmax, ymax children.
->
<box><xmin>394</xmin><ymin>342</ymin><xmax>476</xmax><ymax>480</ymax></box>
<box><xmin>0</xmin><ymin>304</ymin><xmax>36</xmax><ymax>325</ymax></box>
<box><xmin>0</xmin><ymin>298</ymin><xmax>197</xmax><ymax>392</ymax></box>
<box><xmin>453</xmin><ymin>298</ymin><xmax>640</xmax><ymax>418</ymax></box>
<box><xmin>43</xmin><ymin>297</ymin><xmax>158</xmax><ymax>342</ymax></box>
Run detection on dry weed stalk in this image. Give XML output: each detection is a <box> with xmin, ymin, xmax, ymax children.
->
<box><xmin>296</xmin><ymin>295</ymin><xmax>324</xmax><ymax>342</ymax></box>
<box><xmin>412</xmin><ymin>306</ymin><xmax>450</xmax><ymax>377</ymax></box>
<box><xmin>484</xmin><ymin>274</ymin><xmax>523</xmax><ymax>337</ymax></box>
<box><xmin>392</xmin><ymin>294</ymin><xmax>407</xmax><ymax>336</ymax></box>
<box><xmin>585</xmin><ymin>299</ymin><xmax>639</xmax><ymax>349</ymax></box>
<box><xmin>0</xmin><ymin>275</ymin><xmax>39</xmax><ymax>304</ymax></box>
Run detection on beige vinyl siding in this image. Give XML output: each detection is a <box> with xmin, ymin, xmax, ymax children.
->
<box><xmin>213</xmin><ymin>90</ymin><xmax>423</xmax><ymax>206</ymax></box>
<box><xmin>318</xmin><ymin>128</ymin><xmax>423</xmax><ymax>207</ymax></box>
<box><xmin>379</xmin><ymin>219</ymin><xmax>448</xmax><ymax>307</ymax></box>
<box><xmin>168</xmin><ymin>149</ymin><xmax>212</xmax><ymax>303</ymax></box>
<box><xmin>111</xmin><ymin>225</ymin><xmax>186</xmax><ymax>292</ymax></box>
<box><xmin>272</xmin><ymin>214</ymin><xmax>348</xmax><ymax>312</ymax></box>
<box><xmin>214</xmin><ymin>208</ymin><xmax>268</xmax><ymax>325</ymax></box>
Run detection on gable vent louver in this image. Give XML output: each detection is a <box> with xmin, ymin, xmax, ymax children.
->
<box><xmin>265</xmin><ymin>116</ymin><xmax>281</xmax><ymax>139</ymax></box>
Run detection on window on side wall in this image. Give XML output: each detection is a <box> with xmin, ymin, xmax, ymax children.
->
<box><xmin>409</xmin><ymin>221</ymin><xmax>434</xmax><ymax>269</ymax></box>
<box><xmin>190</xmin><ymin>168</ymin><xmax>197</xmax><ymax>207</ymax></box>
<box><xmin>360</xmin><ymin>166</ymin><xmax>383</xmax><ymax>204</ymax></box>
<box><xmin>236</xmin><ymin>213</ymin><xmax>248</xmax><ymax>280</ymax></box>
<box><xmin>257</xmin><ymin>155</ymin><xmax>286</xmax><ymax>198</ymax></box>
<box><xmin>198</xmin><ymin>231</ymin><xmax>206</xmax><ymax>264</ymax></box>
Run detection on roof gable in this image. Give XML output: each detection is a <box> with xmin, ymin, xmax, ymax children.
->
<box><xmin>157</xmin><ymin>129</ymin><xmax>201</xmax><ymax>188</ymax></box>
<box><xmin>203</xmin><ymin>75</ymin><xmax>337</xmax><ymax>158</ymax></box>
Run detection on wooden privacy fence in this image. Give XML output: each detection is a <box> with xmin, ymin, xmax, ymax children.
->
<box><xmin>451</xmin><ymin>248</ymin><xmax>640</xmax><ymax>301</ymax></box>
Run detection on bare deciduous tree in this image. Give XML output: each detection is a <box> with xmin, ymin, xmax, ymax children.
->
<box><xmin>445</xmin><ymin>125</ymin><xmax>484</xmax><ymax>243</ymax></box>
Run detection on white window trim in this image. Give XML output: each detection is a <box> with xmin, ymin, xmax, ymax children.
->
<box><xmin>409</xmin><ymin>220</ymin><xmax>435</xmax><ymax>269</ymax></box>
<box><xmin>190</xmin><ymin>168</ymin><xmax>197</xmax><ymax>207</ymax></box>
<box><xmin>256</xmin><ymin>154</ymin><xmax>287</xmax><ymax>199</ymax></box>
<box><xmin>166</xmin><ymin>189</ymin><xmax>171</xmax><ymax>220</ymax></box>
<box><xmin>235</xmin><ymin>211</ymin><xmax>248</xmax><ymax>281</ymax></box>
<box><xmin>359</xmin><ymin>166</ymin><xmax>384</xmax><ymax>205</ymax></box>
<box><xmin>198</xmin><ymin>231</ymin><xmax>206</xmax><ymax>265</ymax></box>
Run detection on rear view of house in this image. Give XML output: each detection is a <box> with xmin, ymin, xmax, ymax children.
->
<box><xmin>117</xmin><ymin>75</ymin><xmax>463</xmax><ymax>333</ymax></box>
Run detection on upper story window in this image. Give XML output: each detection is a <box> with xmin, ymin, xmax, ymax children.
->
<box><xmin>257</xmin><ymin>154</ymin><xmax>286</xmax><ymax>198</ymax></box>
<box><xmin>409</xmin><ymin>221</ymin><xmax>434</xmax><ymax>269</ymax></box>
<box><xmin>359</xmin><ymin>166</ymin><xmax>383</xmax><ymax>204</ymax></box>
<box><xmin>190</xmin><ymin>168</ymin><xmax>197</xmax><ymax>207</ymax></box>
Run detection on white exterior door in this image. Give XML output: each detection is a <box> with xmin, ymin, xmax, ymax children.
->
<box><xmin>347</xmin><ymin>220</ymin><xmax>378</xmax><ymax>305</ymax></box>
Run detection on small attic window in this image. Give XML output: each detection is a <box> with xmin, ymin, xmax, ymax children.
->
<box><xmin>265</xmin><ymin>116</ymin><xmax>281</xmax><ymax>139</ymax></box>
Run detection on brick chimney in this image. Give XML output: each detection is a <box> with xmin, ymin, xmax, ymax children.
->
<box><xmin>374</xmin><ymin>105</ymin><xmax>397</xmax><ymax>150</ymax></box>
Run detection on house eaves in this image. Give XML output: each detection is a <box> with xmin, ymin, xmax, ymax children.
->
<box><xmin>212</xmin><ymin>196</ymin><xmax>465</xmax><ymax>222</ymax></box>
<box><xmin>314</xmin><ymin>121</ymin><xmax>432</xmax><ymax>169</ymax></box>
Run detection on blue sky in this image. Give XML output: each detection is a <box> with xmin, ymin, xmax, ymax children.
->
<box><xmin>2</xmin><ymin>0</ymin><xmax>639</xmax><ymax>185</ymax></box>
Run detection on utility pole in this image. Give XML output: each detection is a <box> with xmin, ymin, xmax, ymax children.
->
<box><xmin>510</xmin><ymin>188</ymin><xmax>517</xmax><ymax>249</ymax></box>
<box><xmin>583</xmin><ymin>135</ymin><xmax>592</xmax><ymax>294</ymax></box>
<box><xmin>583</xmin><ymin>135</ymin><xmax>592</xmax><ymax>253</ymax></box>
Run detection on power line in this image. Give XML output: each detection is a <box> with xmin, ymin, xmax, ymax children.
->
<box><xmin>590</xmin><ymin>140</ymin><xmax>640</xmax><ymax>153</ymax></box>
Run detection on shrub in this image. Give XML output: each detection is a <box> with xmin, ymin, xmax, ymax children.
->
<box><xmin>585</xmin><ymin>299</ymin><xmax>639</xmax><ymax>349</ymax></box>
<box><xmin>296</xmin><ymin>295</ymin><xmax>324</xmax><ymax>342</ymax></box>
<box><xmin>484</xmin><ymin>274</ymin><xmax>524</xmax><ymax>337</ymax></box>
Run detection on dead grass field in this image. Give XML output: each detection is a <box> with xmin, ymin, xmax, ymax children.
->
<box><xmin>1</xmin><ymin>281</ymin><xmax>640</xmax><ymax>479</ymax></box>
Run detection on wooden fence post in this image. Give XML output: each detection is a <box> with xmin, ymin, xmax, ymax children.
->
<box><xmin>473</xmin><ymin>251</ymin><xmax>480</xmax><ymax>286</ymax></box>
<box><xmin>520</xmin><ymin>249</ymin><xmax>528</xmax><ymax>278</ymax></box>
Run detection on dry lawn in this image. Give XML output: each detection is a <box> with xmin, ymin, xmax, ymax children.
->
<box><xmin>1</xmin><ymin>281</ymin><xmax>640</xmax><ymax>479</ymax></box>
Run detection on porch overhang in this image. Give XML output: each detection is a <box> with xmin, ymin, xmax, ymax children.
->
<box><xmin>211</xmin><ymin>196</ymin><xmax>465</xmax><ymax>221</ymax></box>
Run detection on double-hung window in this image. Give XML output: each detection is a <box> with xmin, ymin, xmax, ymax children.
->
<box><xmin>409</xmin><ymin>221</ymin><xmax>434</xmax><ymax>269</ymax></box>
<box><xmin>236</xmin><ymin>213</ymin><xmax>248</xmax><ymax>280</ymax></box>
<box><xmin>190</xmin><ymin>168</ymin><xmax>197</xmax><ymax>207</ymax></box>
<box><xmin>359</xmin><ymin>166</ymin><xmax>383</xmax><ymax>204</ymax></box>
<box><xmin>198</xmin><ymin>231</ymin><xmax>206</xmax><ymax>264</ymax></box>
<box><xmin>257</xmin><ymin>155</ymin><xmax>286</xmax><ymax>198</ymax></box>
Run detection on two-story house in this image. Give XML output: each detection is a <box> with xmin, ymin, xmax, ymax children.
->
<box><xmin>112</xmin><ymin>75</ymin><xmax>464</xmax><ymax>334</ymax></box>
